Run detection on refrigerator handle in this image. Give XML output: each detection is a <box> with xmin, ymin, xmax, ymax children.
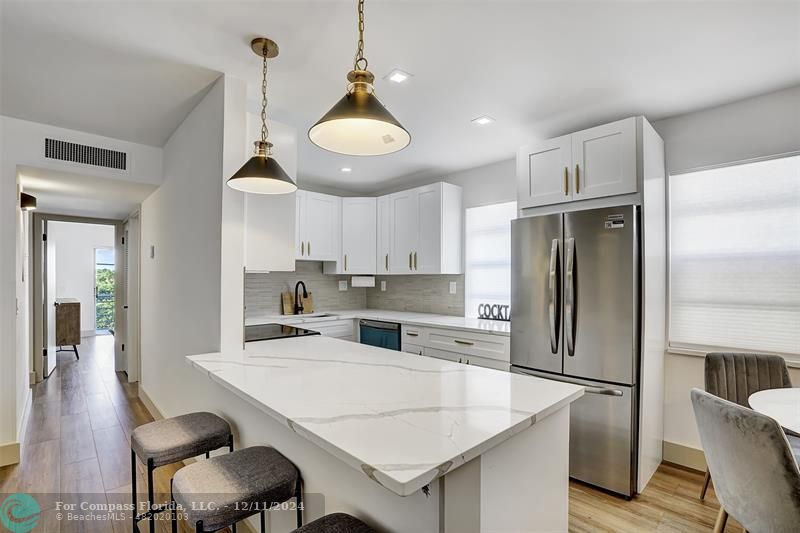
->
<box><xmin>565</xmin><ymin>237</ymin><xmax>576</xmax><ymax>356</ymax></box>
<box><xmin>548</xmin><ymin>239</ymin><xmax>561</xmax><ymax>354</ymax></box>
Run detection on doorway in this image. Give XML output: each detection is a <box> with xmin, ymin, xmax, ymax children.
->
<box><xmin>94</xmin><ymin>247</ymin><xmax>115</xmax><ymax>334</ymax></box>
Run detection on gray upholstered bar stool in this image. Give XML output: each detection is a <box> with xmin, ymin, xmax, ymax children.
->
<box><xmin>171</xmin><ymin>445</ymin><xmax>303</xmax><ymax>533</ymax></box>
<box><xmin>699</xmin><ymin>352</ymin><xmax>794</xmax><ymax>500</ymax></box>
<box><xmin>131</xmin><ymin>412</ymin><xmax>233</xmax><ymax>533</ymax></box>
<box><xmin>293</xmin><ymin>513</ymin><xmax>375</xmax><ymax>533</ymax></box>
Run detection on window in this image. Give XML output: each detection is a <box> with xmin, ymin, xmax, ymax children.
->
<box><xmin>465</xmin><ymin>201</ymin><xmax>517</xmax><ymax>318</ymax></box>
<box><xmin>669</xmin><ymin>154</ymin><xmax>800</xmax><ymax>356</ymax></box>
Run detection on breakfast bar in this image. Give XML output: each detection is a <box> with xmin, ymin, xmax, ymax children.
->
<box><xmin>187</xmin><ymin>335</ymin><xmax>583</xmax><ymax>532</ymax></box>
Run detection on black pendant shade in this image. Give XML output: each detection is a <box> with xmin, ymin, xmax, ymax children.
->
<box><xmin>227</xmin><ymin>142</ymin><xmax>297</xmax><ymax>195</ymax></box>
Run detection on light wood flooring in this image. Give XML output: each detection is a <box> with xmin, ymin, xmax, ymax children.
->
<box><xmin>1</xmin><ymin>335</ymin><xmax>743</xmax><ymax>532</ymax></box>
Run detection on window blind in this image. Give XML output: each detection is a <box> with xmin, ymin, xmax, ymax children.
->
<box><xmin>669</xmin><ymin>154</ymin><xmax>800</xmax><ymax>355</ymax></box>
<box><xmin>465</xmin><ymin>201</ymin><xmax>517</xmax><ymax>318</ymax></box>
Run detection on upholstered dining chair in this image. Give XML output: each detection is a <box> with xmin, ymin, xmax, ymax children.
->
<box><xmin>699</xmin><ymin>352</ymin><xmax>794</xmax><ymax>499</ymax></box>
<box><xmin>691</xmin><ymin>388</ymin><xmax>800</xmax><ymax>533</ymax></box>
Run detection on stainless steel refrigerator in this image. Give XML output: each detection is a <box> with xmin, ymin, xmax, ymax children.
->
<box><xmin>511</xmin><ymin>205</ymin><xmax>640</xmax><ymax>497</ymax></box>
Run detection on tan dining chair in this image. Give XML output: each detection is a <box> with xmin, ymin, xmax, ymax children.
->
<box><xmin>691</xmin><ymin>388</ymin><xmax>800</xmax><ymax>533</ymax></box>
<box><xmin>699</xmin><ymin>352</ymin><xmax>793</xmax><ymax>499</ymax></box>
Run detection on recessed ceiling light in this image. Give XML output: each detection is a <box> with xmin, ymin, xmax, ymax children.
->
<box><xmin>385</xmin><ymin>69</ymin><xmax>412</xmax><ymax>84</ymax></box>
<box><xmin>340</xmin><ymin>167</ymin><xmax>353</xmax><ymax>173</ymax></box>
<box><xmin>472</xmin><ymin>115</ymin><xmax>495</xmax><ymax>126</ymax></box>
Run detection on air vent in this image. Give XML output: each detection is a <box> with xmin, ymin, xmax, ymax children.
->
<box><xmin>44</xmin><ymin>138</ymin><xmax>127</xmax><ymax>171</ymax></box>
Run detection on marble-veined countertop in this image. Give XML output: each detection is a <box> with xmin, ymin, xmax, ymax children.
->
<box><xmin>187</xmin><ymin>336</ymin><xmax>582</xmax><ymax>496</ymax></box>
<box><xmin>245</xmin><ymin>308</ymin><xmax>511</xmax><ymax>336</ymax></box>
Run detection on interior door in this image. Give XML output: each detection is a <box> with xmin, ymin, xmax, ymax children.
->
<box><xmin>571</xmin><ymin>117</ymin><xmax>637</xmax><ymax>200</ymax></box>
<box><xmin>341</xmin><ymin>198</ymin><xmax>376</xmax><ymax>273</ymax></box>
<box><xmin>44</xmin><ymin>223</ymin><xmax>57</xmax><ymax>377</ymax></box>
<box><xmin>376</xmin><ymin>196</ymin><xmax>392</xmax><ymax>274</ymax></box>
<box><xmin>305</xmin><ymin>192</ymin><xmax>340</xmax><ymax>261</ymax></box>
<box><xmin>563</xmin><ymin>205</ymin><xmax>638</xmax><ymax>385</ymax></box>
<box><xmin>415</xmin><ymin>184</ymin><xmax>441</xmax><ymax>273</ymax></box>
<box><xmin>510</xmin><ymin>214</ymin><xmax>564</xmax><ymax>374</ymax></box>
<box><xmin>389</xmin><ymin>190</ymin><xmax>417</xmax><ymax>273</ymax></box>
<box><xmin>517</xmin><ymin>135</ymin><xmax>573</xmax><ymax>209</ymax></box>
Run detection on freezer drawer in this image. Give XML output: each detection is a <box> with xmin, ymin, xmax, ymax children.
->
<box><xmin>511</xmin><ymin>367</ymin><xmax>637</xmax><ymax>497</ymax></box>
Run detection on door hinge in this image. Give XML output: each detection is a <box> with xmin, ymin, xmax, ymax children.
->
<box><xmin>122</xmin><ymin>237</ymin><xmax>125</xmax><ymax>245</ymax></box>
<box><xmin>121</xmin><ymin>343</ymin><xmax>125</xmax><ymax>351</ymax></box>
<box><xmin>42</xmin><ymin>233</ymin><xmax>47</xmax><ymax>241</ymax></box>
<box><xmin>43</xmin><ymin>348</ymin><xmax>47</xmax><ymax>356</ymax></box>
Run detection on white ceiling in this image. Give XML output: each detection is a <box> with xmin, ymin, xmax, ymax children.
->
<box><xmin>2</xmin><ymin>1</ymin><xmax>799</xmax><ymax>193</ymax></box>
<box><xmin>19</xmin><ymin>166</ymin><xmax>157</xmax><ymax>220</ymax></box>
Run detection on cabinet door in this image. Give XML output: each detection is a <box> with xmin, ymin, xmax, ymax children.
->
<box><xmin>416</xmin><ymin>184</ymin><xmax>442</xmax><ymax>273</ymax></box>
<box><xmin>388</xmin><ymin>190</ymin><xmax>418</xmax><ymax>273</ymax></box>
<box><xmin>341</xmin><ymin>198</ymin><xmax>376</xmax><ymax>274</ymax></box>
<box><xmin>304</xmin><ymin>192</ymin><xmax>341</xmax><ymax>261</ymax></box>
<box><xmin>376</xmin><ymin>195</ymin><xmax>392</xmax><ymax>274</ymax></box>
<box><xmin>517</xmin><ymin>134</ymin><xmax>572</xmax><ymax>208</ymax></box>
<box><xmin>295</xmin><ymin>191</ymin><xmax>307</xmax><ymax>259</ymax></box>
<box><xmin>571</xmin><ymin>117</ymin><xmax>637</xmax><ymax>200</ymax></box>
<box><xmin>246</xmin><ymin>191</ymin><xmax>296</xmax><ymax>271</ymax></box>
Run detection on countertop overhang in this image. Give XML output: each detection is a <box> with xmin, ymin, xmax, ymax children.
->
<box><xmin>187</xmin><ymin>336</ymin><xmax>583</xmax><ymax>496</ymax></box>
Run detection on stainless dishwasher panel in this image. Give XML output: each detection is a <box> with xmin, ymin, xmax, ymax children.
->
<box><xmin>511</xmin><ymin>366</ymin><xmax>637</xmax><ymax>497</ymax></box>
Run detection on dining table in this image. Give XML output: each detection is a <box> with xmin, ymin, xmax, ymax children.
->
<box><xmin>748</xmin><ymin>387</ymin><xmax>800</xmax><ymax>435</ymax></box>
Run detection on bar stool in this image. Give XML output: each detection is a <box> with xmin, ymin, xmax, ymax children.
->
<box><xmin>293</xmin><ymin>513</ymin><xmax>375</xmax><ymax>533</ymax></box>
<box><xmin>171</xmin><ymin>445</ymin><xmax>303</xmax><ymax>533</ymax></box>
<box><xmin>131</xmin><ymin>412</ymin><xmax>232</xmax><ymax>533</ymax></box>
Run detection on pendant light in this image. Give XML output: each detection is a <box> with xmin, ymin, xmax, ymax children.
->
<box><xmin>227</xmin><ymin>38</ymin><xmax>297</xmax><ymax>194</ymax></box>
<box><xmin>20</xmin><ymin>192</ymin><xmax>37</xmax><ymax>211</ymax></box>
<box><xmin>309</xmin><ymin>0</ymin><xmax>410</xmax><ymax>156</ymax></box>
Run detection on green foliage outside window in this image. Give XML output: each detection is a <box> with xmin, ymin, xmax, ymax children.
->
<box><xmin>96</xmin><ymin>268</ymin><xmax>115</xmax><ymax>330</ymax></box>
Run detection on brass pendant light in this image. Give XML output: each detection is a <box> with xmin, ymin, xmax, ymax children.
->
<box><xmin>309</xmin><ymin>0</ymin><xmax>410</xmax><ymax>156</ymax></box>
<box><xmin>228</xmin><ymin>38</ymin><xmax>297</xmax><ymax>194</ymax></box>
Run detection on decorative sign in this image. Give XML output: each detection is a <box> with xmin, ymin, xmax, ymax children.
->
<box><xmin>478</xmin><ymin>303</ymin><xmax>511</xmax><ymax>322</ymax></box>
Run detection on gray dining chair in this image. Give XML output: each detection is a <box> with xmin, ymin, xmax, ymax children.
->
<box><xmin>699</xmin><ymin>352</ymin><xmax>793</xmax><ymax>499</ymax></box>
<box><xmin>691</xmin><ymin>388</ymin><xmax>800</xmax><ymax>533</ymax></box>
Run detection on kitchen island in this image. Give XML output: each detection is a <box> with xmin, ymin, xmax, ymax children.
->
<box><xmin>187</xmin><ymin>336</ymin><xmax>583</xmax><ymax>532</ymax></box>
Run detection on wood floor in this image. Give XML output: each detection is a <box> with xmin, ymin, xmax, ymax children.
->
<box><xmin>1</xmin><ymin>335</ymin><xmax>742</xmax><ymax>533</ymax></box>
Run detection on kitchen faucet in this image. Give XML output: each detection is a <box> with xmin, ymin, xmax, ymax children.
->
<box><xmin>294</xmin><ymin>281</ymin><xmax>308</xmax><ymax>314</ymax></box>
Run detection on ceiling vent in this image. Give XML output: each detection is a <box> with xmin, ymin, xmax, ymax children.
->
<box><xmin>44</xmin><ymin>138</ymin><xmax>127</xmax><ymax>171</ymax></box>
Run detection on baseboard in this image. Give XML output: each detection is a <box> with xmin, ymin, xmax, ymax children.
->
<box><xmin>29</xmin><ymin>372</ymin><xmax>36</xmax><ymax>385</ymax></box>
<box><xmin>17</xmin><ymin>389</ymin><xmax>33</xmax><ymax>448</ymax></box>
<box><xmin>137</xmin><ymin>386</ymin><xmax>164</xmax><ymax>421</ymax></box>
<box><xmin>0</xmin><ymin>441</ymin><xmax>20</xmax><ymax>467</ymax></box>
<box><xmin>663</xmin><ymin>440</ymin><xmax>706</xmax><ymax>472</ymax></box>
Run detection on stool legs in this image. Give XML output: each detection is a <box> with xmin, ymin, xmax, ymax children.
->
<box><xmin>131</xmin><ymin>450</ymin><xmax>138</xmax><ymax>532</ymax></box>
<box><xmin>170</xmin><ymin>478</ymin><xmax>177</xmax><ymax>533</ymax></box>
<box><xmin>260</xmin><ymin>512</ymin><xmax>266</xmax><ymax>533</ymax></box>
<box><xmin>147</xmin><ymin>458</ymin><xmax>155</xmax><ymax>533</ymax></box>
<box><xmin>295</xmin><ymin>473</ymin><xmax>304</xmax><ymax>528</ymax></box>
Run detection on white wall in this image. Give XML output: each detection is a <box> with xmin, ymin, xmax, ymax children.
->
<box><xmin>0</xmin><ymin>115</ymin><xmax>163</xmax><ymax>452</ymax></box>
<box><xmin>651</xmin><ymin>85</ymin><xmax>800</xmax><ymax>453</ymax></box>
<box><xmin>50</xmin><ymin>221</ymin><xmax>115</xmax><ymax>334</ymax></box>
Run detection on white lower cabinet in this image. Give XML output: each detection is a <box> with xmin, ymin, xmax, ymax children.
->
<box><xmin>401</xmin><ymin>325</ymin><xmax>510</xmax><ymax>371</ymax></box>
<box><xmin>288</xmin><ymin>319</ymin><xmax>355</xmax><ymax>341</ymax></box>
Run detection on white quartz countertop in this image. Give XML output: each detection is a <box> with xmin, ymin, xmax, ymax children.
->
<box><xmin>245</xmin><ymin>308</ymin><xmax>511</xmax><ymax>336</ymax></box>
<box><xmin>187</xmin><ymin>336</ymin><xmax>583</xmax><ymax>496</ymax></box>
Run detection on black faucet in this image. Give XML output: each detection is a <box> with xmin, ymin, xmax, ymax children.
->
<box><xmin>294</xmin><ymin>281</ymin><xmax>308</xmax><ymax>314</ymax></box>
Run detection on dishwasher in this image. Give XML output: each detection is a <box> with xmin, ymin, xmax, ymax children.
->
<box><xmin>359</xmin><ymin>319</ymin><xmax>401</xmax><ymax>351</ymax></box>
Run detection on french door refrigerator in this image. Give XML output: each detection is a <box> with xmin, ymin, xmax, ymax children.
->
<box><xmin>510</xmin><ymin>205</ymin><xmax>640</xmax><ymax>497</ymax></box>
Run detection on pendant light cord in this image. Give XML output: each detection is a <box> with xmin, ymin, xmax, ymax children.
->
<box><xmin>261</xmin><ymin>51</ymin><xmax>269</xmax><ymax>143</ymax></box>
<box><xmin>353</xmin><ymin>0</ymin><xmax>368</xmax><ymax>71</ymax></box>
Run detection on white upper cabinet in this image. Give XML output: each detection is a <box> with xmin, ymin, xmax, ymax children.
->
<box><xmin>517</xmin><ymin>117</ymin><xmax>639</xmax><ymax>208</ymax></box>
<box><xmin>331</xmin><ymin>197</ymin><xmax>377</xmax><ymax>274</ymax></box>
<box><xmin>376</xmin><ymin>195</ymin><xmax>392</xmax><ymax>274</ymax></box>
<box><xmin>571</xmin><ymin>118</ymin><xmax>637</xmax><ymax>201</ymax></box>
<box><xmin>517</xmin><ymin>134</ymin><xmax>573</xmax><ymax>208</ymax></box>
<box><xmin>296</xmin><ymin>190</ymin><xmax>341</xmax><ymax>261</ymax></box>
<box><xmin>380</xmin><ymin>182</ymin><xmax>463</xmax><ymax>275</ymax></box>
<box><xmin>244</xmin><ymin>192</ymin><xmax>297</xmax><ymax>272</ymax></box>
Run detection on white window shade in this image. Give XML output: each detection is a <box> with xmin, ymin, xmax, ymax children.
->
<box><xmin>465</xmin><ymin>201</ymin><xmax>517</xmax><ymax>318</ymax></box>
<box><xmin>669</xmin><ymin>154</ymin><xmax>800</xmax><ymax>356</ymax></box>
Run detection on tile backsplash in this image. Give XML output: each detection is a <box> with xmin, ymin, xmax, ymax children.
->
<box><xmin>366</xmin><ymin>275</ymin><xmax>465</xmax><ymax>316</ymax></box>
<box><xmin>245</xmin><ymin>262</ymin><xmax>466</xmax><ymax>319</ymax></box>
<box><xmin>245</xmin><ymin>262</ymin><xmax>367</xmax><ymax>319</ymax></box>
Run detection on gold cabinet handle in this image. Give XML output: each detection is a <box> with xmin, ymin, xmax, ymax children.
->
<box><xmin>454</xmin><ymin>339</ymin><xmax>474</xmax><ymax>346</ymax></box>
<box><xmin>385</xmin><ymin>254</ymin><xmax>389</xmax><ymax>271</ymax></box>
<box><xmin>563</xmin><ymin>167</ymin><xmax>569</xmax><ymax>195</ymax></box>
<box><xmin>409</xmin><ymin>252</ymin><xmax>412</xmax><ymax>270</ymax></box>
<box><xmin>344</xmin><ymin>254</ymin><xmax>348</xmax><ymax>271</ymax></box>
<box><xmin>308</xmin><ymin>241</ymin><xmax>311</xmax><ymax>256</ymax></box>
<box><xmin>413</xmin><ymin>251</ymin><xmax>418</xmax><ymax>270</ymax></box>
<box><xmin>406</xmin><ymin>331</ymin><xmax>419</xmax><ymax>337</ymax></box>
<box><xmin>575</xmin><ymin>164</ymin><xmax>580</xmax><ymax>194</ymax></box>
<box><xmin>301</xmin><ymin>241</ymin><xmax>305</xmax><ymax>256</ymax></box>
